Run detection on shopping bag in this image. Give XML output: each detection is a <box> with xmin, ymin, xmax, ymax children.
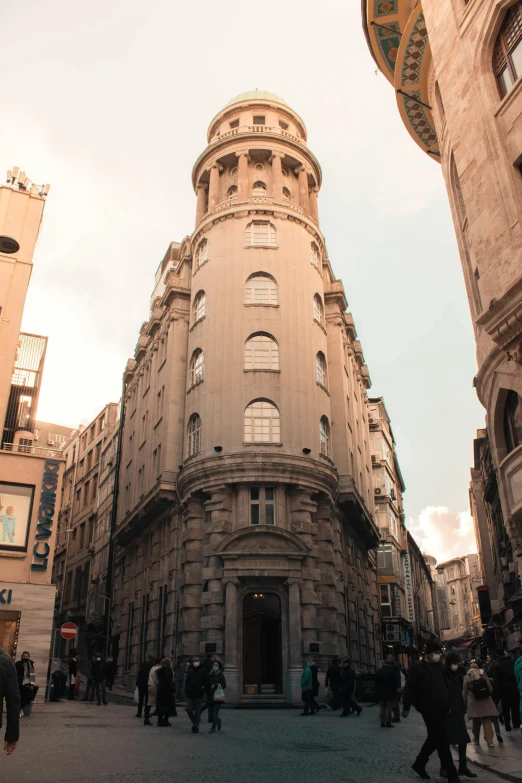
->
<box><xmin>213</xmin><ymin>684</ymin><xmax>225</xmax><ymax>702</ymax></box>
<box><xmin>134</xmin><ymin>687</ymin><xmax>139</xmax><ymax>704</ymax></box>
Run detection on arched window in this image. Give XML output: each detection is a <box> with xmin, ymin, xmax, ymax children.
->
<box><xmin>283</xmin><ymin>187</ymin><xmax>291</xmax><ymax>200</ymax></box>
<box><xmin>196</xmin><ymin>239</ymin><xmax>208</xmax><ymax>268</ymax></box>
<box><xmin>494</xmin><ymin>2</ymin><xmax>522</xmax><ymax>97</ymax></box>
<box><xmin>227</xmin><ymin>185</ymin><xmax>238</xmax><ymax>200</ymax></box>
<box><xmin>252</xmin><ymin>181</ymin><xmax>267</xmax><ymax>196</ymax></box>
<box><xmin>316</xmin><ymin>352</ymin><xmax>328</xmax><ymax>388</ymax></box>
<box><xmin>245</xmin><ymin>221</ymin><xmax>277</xmax><ymax>248</ymax></box>
<box><xmin>193</xmin><ymin>291</ymin><xmax>206</xmax><ymax>323</ymax></box>
<box><xmin>313</xmin><ymin>294</ymin><xmax>324</xmax><ymax>326</ymax></box>
<box><xmin>244</xmin><ymin>400</ymin><xmax>280</xmax><ymax>443</ymax></box>
<box><xmin>503</xmin><ymin>390</ymin><xmax>522</xmax><ymax>454</ymax></box>
<box><xmin>311</xmin><ymin>242</ymin><xmax>320</xmax><ymax>268</ymax></box>
<box><xmin>245</xmin><ymin>333</ymin><xmax>279</xmax><ymax>370</ymax></box>
<box><xmin>319</xmin><ymin>416</ymin><xmax>330</xmax><ymax>457</ymax></box>
<box><xmin>190</xmin><ymin>349</ymin><xmax>204</xmax><ymax>386</ymax></box>
<box><xmin>187</xmin><ymin>413</ymin><xmax>201</xmax><ymax>457</ymax></box>
<box><xmin>245</xmin><ymin>273</ymin><xmax>278</xmax><ymax>305</ymax></box>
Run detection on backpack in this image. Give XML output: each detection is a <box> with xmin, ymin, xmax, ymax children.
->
<box><xmin>469</xmin><ymin>676</ymin><xmax>490</xmax><ymax>700</ymax></box>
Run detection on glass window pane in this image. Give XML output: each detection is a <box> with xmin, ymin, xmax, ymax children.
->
<box><xmin>511</xmin><ymin>39</ymin><xmax>522</xmax><ymax>81</ymax></box>
<box><xmin>250</xmin><ymin>487</ymin><xmax>259</xmax><ymax>500</ymax></box>
<box><xmin>250</xmin><ymin>504</ymin><xmax>260</xmax><ymax>525</ymax></box>
<box><xmin>265</xmin><ymin>487</ymin><xmax>274</xmax><ymax>501</ymax></box>
<box><xmin>265</xmin><ymin>504</ymin><xmax>275</xmax><ymax>525</ymax></box>
<box><xmin>498</xmin><ymin>67</ymin><xmax>513</xmax><ymax>97</ymax></box>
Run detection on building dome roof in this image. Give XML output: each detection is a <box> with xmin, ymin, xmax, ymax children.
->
<box><xmin>225</xmin><ymin>90</ymin><xmax>288</xmax><ymax>108</ymax></box>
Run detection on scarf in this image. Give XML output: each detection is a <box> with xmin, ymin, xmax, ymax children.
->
<box><xmin>22</xmin><ymin>659</ymin><xmax>36</xmax><ymax>686</ymax></box>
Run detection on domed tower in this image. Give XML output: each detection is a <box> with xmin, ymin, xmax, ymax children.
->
<box><xmin>175</xmin><ymin>91</ymin><xmax>379</xmax><ymax>703</ymax></box>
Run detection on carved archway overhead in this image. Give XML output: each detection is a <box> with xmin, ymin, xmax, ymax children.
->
<box><xmin>216</xmin><ymin>525</ymin><xmax>310</xmax><ymax>559</ymax></box>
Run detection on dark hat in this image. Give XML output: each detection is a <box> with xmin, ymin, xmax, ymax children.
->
<box><xmin>425</xmin><ymin>641</ymin><xmax>442</xmax><ymax>655</ymax></box>
<box><xmin>445</xmin><ymin>650</ymin><xmax>460</xmax><ymax>665</ymax></box>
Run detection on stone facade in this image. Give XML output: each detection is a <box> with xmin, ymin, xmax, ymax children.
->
<box><xmin>110</xmin><ymin>92</ymin><xmax>383</xmax><ymax>703</ymax></box>
<box><xmin>435</xmin><ymin>556</ymin><xmax>482</xmax><ymax>644</ymax></box>
<box><xmin>362</xmin><ymin>1</ymin><xmax>522</xmax><ymax>645</ymax></box>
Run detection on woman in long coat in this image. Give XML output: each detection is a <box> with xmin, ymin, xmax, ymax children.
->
<box><xmin>15</xmin><ymin>651</ymin><xmax>37</xmax><ymax>717</ymax></box>
<box><xmin>463</xmin><ymin>662</ymin><xmax>499</xmax><ymax>748</ymax></box>
<box><xmin>144</xmin><ymin>658</ymin><xmax>161</xmax><ymax>726</ymax></box>
<box><xmin>440</xmin><ymin>651</ymin><xmax>476</xmax><ymax>779</ymax></box>
<box><xmin>155</xmin><ymin>658</ymin><xmax>176</xmax><ymax>727</ymax></box>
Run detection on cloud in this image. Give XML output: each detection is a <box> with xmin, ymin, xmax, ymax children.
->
<box><xmin>407</xmin><ymin>506</ymin><xmax>477</xmax><ymax>565</ymax></box>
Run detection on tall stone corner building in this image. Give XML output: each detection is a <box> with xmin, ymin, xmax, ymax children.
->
<box><xmin>112</xmin><ymin>91</ymin><xmax>381</xmax><ymax>704</ymax></box>
<box><xmin>362</xmin><ymin>1</ymin><xmax>522</xmax><ymax>634</ymax></box>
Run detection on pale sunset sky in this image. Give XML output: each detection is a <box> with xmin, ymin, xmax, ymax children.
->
<box><xmin>3</xmin><ymin>0</ymin><xmax>484</xmax><ymax>562</ymax></box>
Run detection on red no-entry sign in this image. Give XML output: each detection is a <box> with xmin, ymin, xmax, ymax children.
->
<box><xmin>60</xmin><ymin>622</ymin><xmax>78</xmax><ymax>640</ymax></box>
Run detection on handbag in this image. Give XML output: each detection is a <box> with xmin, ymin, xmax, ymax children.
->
<box><xmin>134</xmin><ymin>686</ymin><xmax>140</xmax><ymax>704</ymax></box>
<box><xmin>213</xmin><ymin>684</ymin><xmax>225</xmax><ymax>702</ymax></box>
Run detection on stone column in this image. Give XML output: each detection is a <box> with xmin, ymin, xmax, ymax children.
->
<box><xmin>223</xmin><ymin>578</ymin><xmax>240</xmax><ymax>703</ymax></box>
<box><xmin>309</xmin><ymin>186</ymin><xmax>319</xmax><ymax>224</ymax></box>
<box><xmin>296</xmin><ymin>166</ymin><xmax>310</xmax><ymax>215</ymax></box>
<box><xmin>270</xmin><ymin>152</ymin><xmax>284</xmax><ymax>201</ymax></box>
<box><xmin>236</xmin><ymin>152</ymin><xmax>249</xmax><ymax>201</ymax></box>
<box><xmin>286</xmin><ymin>579</ymin><xmax>303</xmax><ymax>704</ymax></box>
<box><xmin>208</xmin><ymin>163</ymin><xmax>223</xmax><ymax>212</ymax></box>
<box><xmin>180</xmin><ymin>497</ymin><xmax>204</xmax><ymax>656</ymax></box>
<box><xmin>195</xmin><ymin>182</ymin><xmax>208</xmax><ymax>225</ymax></box>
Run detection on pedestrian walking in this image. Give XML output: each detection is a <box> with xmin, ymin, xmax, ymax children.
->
<box><xmin>310</xmin><ymin>661</ymin><xmax>321</xmax><ymax>714</ymax></box>
<box><xmin>325</xmin><ymin>657</ymin><xmax>342</xmax><ymax>711</ymax></box>
<box><xmin>340</xmin><ymin>658</ymin><xmax>362</xmax><ymax>717</ymax></box>
<box><xmin>402</xmin><ymin>641</ymin><xmax>461</xmax><ymax>782</ymax></box>
<box><xmin>0</xmin><ymin>646</ymin><xmax>20</xmax><ymax>755</ymax></box>
<box><xmin>463</xmin><ymin>662</ymin><xmax>498</xmax><ymax>748</ymax></box>
<box><xmin>515</xmin><ymin>639</ymin><xmax>522</xmax><ymax>730</ymax></box>
<box><xmin>493</xmin><ymin>646</ymin><xmax>521</xmax><ymax>732</ymax></box>
<box><xmin>155</xmin><ymin>658</ymin><xmax>176</xmax><ymax>727</ymax></box>
<box><xmin>105</xmin><ymin>657</ymin><xmax>117</xmax><ymax>691</ymax></box>
<box><xmin>135</xmin><ymin>655</ymin><xmax>154</xmax><ymax>718</ymax></box>
<box><xmin>68</xmin><ymin>653</ymin><xmax>78</xmax><ymax>701</ymax></box>
<box><xmin>174</xmin><ymin>658</ymin><xmax>186</xmax><ymax>701</ymax></box>
<box><xmin>82</xmin><ymin>655</ymin><xmax>96</xmax><ymax>702</ymax></box>
<box><xmin>144</xmin><ymin>657</ymin><xmax>162</xmax><ymax>726</ymax></box>
<box><xmin>376</xmin><ymin>656</ymin><xmax>400</xmax><ymax>728</ymax></box>
<box><xmin>300</xmin><ymin>661</ymin><xmax>314</xmax><ymax>716</ymax></box>
<box><xmin>15</xmin><ymin>651</ymin><xmax>38</xmax><ymax>718</ymax></box>
<box><xmin>206</xmin><ymin>659</ymin><xmax>226</xmax><ymax>734</ymax></box>
<box><xmin>91</xmin><ymin>654</ymin><xmax>108</xmax><ymax>705</ymax></box>
<box><xmin>184</xmin><ymin>656</ymin><xmax>208</xmax><ymax>734</ymax></box>
<box><xmin>439</xmin><ymin>651</ymin><xmax>476</xmax><ymax>779</ymax></box>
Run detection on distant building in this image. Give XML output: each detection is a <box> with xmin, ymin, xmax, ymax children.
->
<box><xmin>408</xmin><ymin>534</ymin><xmax>439</xmax><ymax>654</ymax></box>
<box><xmin>436</xmin><ymin>556</ymin><xmax>482</xmax><ymax>645</ymax></box>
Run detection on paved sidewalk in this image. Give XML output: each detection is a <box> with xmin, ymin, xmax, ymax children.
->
<box><xmin>460</xmin><ymin>729</ymin><xmax>522</xmax><ymax>782</ymax></box>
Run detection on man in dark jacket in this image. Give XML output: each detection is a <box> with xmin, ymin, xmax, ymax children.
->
<box><xmin>325</xmin><ymin>657</ymin><xmax>342</xmax><ymax>710</ymax></box>
<box><xmin>184</xmin><ymin>656</ymin><xmax>208</xmax><ymax>733</ymax></box>
<box><xmin>492</xmin><ymin>647</ymin><xmax>521</xmax><ymax>732</ymax></box>
<box><xmin>0</xmin><ymin>648</ymin><xmax>20</xmax><ymax>755</ymax></box>
<box><xmin>135</xmin><ymin>656</ymin><xmax>154</xmax><ymax>718</ymax></box>
<box><xmin>403</xmin><ymin>642</ymin><xmax>461</xmax><ymax>783</ymax></box>
<box><xmin>340</xmin><ymin>658</ymin><xmax>362</xmax><ymax>717</ymax></box>
<box><xmin>376</xmin><ymin>657</ymin><xmax>400</xmax><ymax>728</ymax></box>
<box><xmin>68</xmin><ymin>653</ymin><xmax>78</xmax><ymax>700</ymax></box>
<box><xmin>91</xmin><ymin>655</ymin><xmax>108</xmax><ymax>705</ymax></box>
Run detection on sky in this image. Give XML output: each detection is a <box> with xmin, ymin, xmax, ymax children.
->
<box><xmin>3</xmin><ymin>0</ymin><xmax>483</xmax><ymax>563</ymax></box>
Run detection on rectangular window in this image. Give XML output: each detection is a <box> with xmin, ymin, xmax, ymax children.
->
<box><xmin>125</xmin><ymin>601</ymin><xmax>135</xmax><ymax>670</ymax></box>
<box><xmin>73</xmin><ymin>567</ymin><xmax>82</xmax><ymax>600</ymax></box>
<box><xmin>253</xmin><ymin>115</ymin><xmax>265</xmax><ymax>125</ymax></box>
<box><xmin>83</xmin><ymin>481</ymin><xmax>90</xmax><ymax>507</ymax></box>
<box><xmin>380</xmin><ymin>584</ymin><xmax>392</xmax><ymax>617</ymax></box>
<box><xmin>92</xmin><ymin>474</ymin><xmax>98</xmax><ymax>501</ymax></box>
<box><xmin>249</xmin><ymin>486</ymin><xmax>276</xmax><ymax>525</ymax></box>
<box><xmin>79</xmin><ymin>523</ymin><xmax>85</xmax><ymax>550</ymax></box>
<box><xmin>229</xmin><ymin>118</ymin><xmax>239</xmax><ymax>129</ymax></box>
<box><xmin>95</xmin><ymin>442</ymin><xmax>102</xmax><ymax>464</ymax></box>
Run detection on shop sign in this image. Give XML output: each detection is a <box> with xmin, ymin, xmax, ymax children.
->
<box><xmin>393</xmin><ymin>584</ymin><xmax>402</xmax><ymax>618</ymax></box>
<box><xmin>31</xmin><ymin>459</ymin><xmax>60</xmax><ymax>571</ymax></box>
<box><xmin>0</xmin><ymin>589</ymin><xmax>13</xmax><ymax>604</ymax></box>
<box><xmin>403</xmin><ymin>552</ymin><xmax>415</xmax><ymax>623</ymax></box>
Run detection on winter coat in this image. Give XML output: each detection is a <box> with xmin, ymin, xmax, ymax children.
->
<box><xmin>310</xmin><ymin>664</ymin><xmax>320</xmax><ymax>696</ymax></box>
<box><xmin>0</xmin><ymin>648</ymin><xmax>20</xmax><ymax>743</ymax></box>
<box><xmin>463</xmin><ymin>670</ymin><xmax>498</xmax><ymax>719</ymax></box>
<box><xmin>493</xmin><ymin>655</ymin><xmax>518</xmax><ymax>696</ymax></box>
<box><xmin>340</xmin><ymin>665</ymin><xmax>356</xmax><ymax>695</ymax></box>
<box><xmin>443</xmin><ymin>666</ymin><xmax>470</xmax><ymax>746</ymax></box>
<box><xmin>325</xmin><ymin>663</ymin><xmax>342</xmax><ymax>691</ymax></box>
<box><xmin>155</xmin><ymin>665</ymin><xmax>175</xmax><ymax>714</ymax></box>
<box><xmin>136</xmin><ymin>660</ymin><xmax>153</xmax><ymax>687</ymax></box>
<box><xmin>301</xmin><ymin>665</ymin><xmax>313</xmax><ymax>691</ymax></box>
<box><xmin>91</xmin><ymin>660</ymin><xmax>106</xmax><ymax>682</ymax></box>
<box><xmin>403</xmin><ymin>661</ymin><xmax>450</xmax><ymax>714</ymax></box>
<box><xmin>15</xmin><ymin>659</ymin><xmax>37</xmax><ymax>707</ymax></box>
<box><xmin>376</xmin><ymin>662</ymin><xmax>400</xmax><ymax>701</ymax></box>
<box><xmin>147</xmin><ymin>664</ymin><xmax>161</xmax><ymax>706</ymax></box>
<box><xmin>68</xmin><ymin>657</ymin><xmax>78</xmax><ymax>678</ymax></box>
<box><xmin>206</xmin><ymin>671</ymin><xmax>226</xmax><ymax>704</ymax></box>
<box><xmin>184</xmin><ymin>665</ymin><xmax>208</xmax><ymax>698</ymax></box>
<box><xmin>515</xmin><ymin>655</ymin><xmax>522</xmax><ymax>717</ymax></box>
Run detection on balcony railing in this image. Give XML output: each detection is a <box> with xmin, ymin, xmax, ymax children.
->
<box><xmin>209</xmin><ymin>124</ymin><xmax>306</xmax><ymax>148</ymax></box>
<box><xmin>2</xmin><ymin>443</ymin><xmax>63</xmax><ymax>458</ymax></box>
<box><xmin>213</xmin><ymin>196</ymin><xmax>304</xmax><ymax>215</ymax></box>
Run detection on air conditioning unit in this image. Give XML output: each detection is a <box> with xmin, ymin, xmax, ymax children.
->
<box><xmin>371</xmin><ymin>455</ymin><xmax>377</xmax><ymax>464</ymax></box>
<box><xmin>391</xmin><ymin>491</ymin><xmax>396</xmax><ymax>500</ymax></box>
<box><xmin>375</xmin><ymin>488</ymin><xmax>382</xmax><ymax>495</ymax></box>
<box><xmin>385</xmin><ymin>623</ymin><xmax>400</xmax><ymax>642</ymax></box>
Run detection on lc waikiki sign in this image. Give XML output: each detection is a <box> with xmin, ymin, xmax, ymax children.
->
<box><xmin>402</xmin><ymin>551</ymin><xmax>416</xmax><ymax>624</ymax></box>
<box><xmin>31</xmin><ymin>459</ymin><xmax>60</xmax><ymax>571</ymax></box>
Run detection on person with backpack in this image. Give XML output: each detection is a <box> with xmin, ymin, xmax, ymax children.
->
<box><xmin>206</xmin><ymin>659</ymin><xmax>226</xmax><ymax>734</ymax></box>
<box><xmin>492</xmin><ymin>646</ymin><xmax>520</xmax><ymax>732</ymax></box>
<box><xmin>300</xmin><ymin>661</ymin><xmax>314</xmax><ymax>716</ymax></box>
<box><xmin>376</xmin><ymin>656</ymin><xmax>400</xmax><ymax>728</ymax></box>
<box><xmin>463</xmin><ymin>662</ymin><xmax>498</xmax><ymax>748</ymax></box>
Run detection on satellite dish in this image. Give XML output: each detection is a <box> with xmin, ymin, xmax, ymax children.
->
<box><xmin>0</xmin><ymin>235</ymin><xmax>20</xmax><ymax>254</ymax></box>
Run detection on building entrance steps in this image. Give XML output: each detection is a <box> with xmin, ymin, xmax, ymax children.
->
<box><xmin>454</xmin><ymin>730</ymin><xmax>522</xmax><ymax>782</ymax></box>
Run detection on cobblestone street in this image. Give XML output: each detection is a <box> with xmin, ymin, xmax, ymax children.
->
<box><xmin>4</xmin><ymin>702</ymin><xmax>506</xmax><ymax>783</ymax></box>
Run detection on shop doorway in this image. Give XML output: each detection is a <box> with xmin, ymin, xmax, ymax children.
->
<box><xmin>242</xmin><ymin>593</ymin><xmax>282</xmax><ymax>695</ymax></box>
<box><xmin>0</xmin><ymin>610</ymin><xmax>21</xmax><ymax>657</ymax></box>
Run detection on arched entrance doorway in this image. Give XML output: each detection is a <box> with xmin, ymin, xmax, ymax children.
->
<box><xmin>242</xmin><ymin>592</ymin><xmax>282</xmax><ymax>695</ymax></box>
